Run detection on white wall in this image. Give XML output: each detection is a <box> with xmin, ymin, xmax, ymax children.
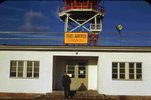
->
<box><xmin>98</xmin><ymin>52</ymin><xmax>151</xmax><ymax>96</ymax></box>
<box><xmin>0</xmin><ymin>50</ymin><xmax>99</xmax><ymax>94</ymax></box>
<box><xmin>2</xmin><ymin>50</ymin><xmax>151</xmax><ymax>96</ymax></box>
<box><xmin>0</xmin><ymin>51</ymin><xmax>53</xmax><ymax>94</ymax></box>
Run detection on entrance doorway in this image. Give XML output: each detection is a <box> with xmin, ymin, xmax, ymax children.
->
<box><xmin>53</xmin><ymin>56</ymin><xmax>98</xmax><ymax>91</ymax></box>
<box><xmin>66</xmin><ymin>61</ymin><xmax>88</xmax><ymax>90</ymax></box>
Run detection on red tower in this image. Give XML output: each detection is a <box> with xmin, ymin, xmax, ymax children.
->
<box><xmin>59</xmin><ymin>0</ymin><xmax>104</xmax><ymax>46</ymax></box>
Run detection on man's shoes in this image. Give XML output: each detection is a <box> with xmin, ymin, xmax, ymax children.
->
<box><xmin>64</xmin><ymin>96</ymin><xmax>68</xmax><ymax>99</ymax></box>
<box><xmin>70</xmin><ymin>96</ymin><xmax>73</xmax><ymax>99</ymax></box>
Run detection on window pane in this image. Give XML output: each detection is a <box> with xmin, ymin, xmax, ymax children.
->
<box><xmin>129</xmin><ymin>69</ymin><xmax>134</xmax><ymax>73</ymax></box>
<box><xmin>34</xmin><ymin>73</ymin><xmax>39</xmax><ymax>78</ymax></box>
<box><xmin>120</xmin><ymin>69</ymin><xmax>125</xmax><ymax>73</ymax></box>
<box><xmin>78</xmin><ymin>70</ymin><xmax>86</xmax><ymax>78</ymax></box>
<box><xmin>18</xmin><ymin>61</ymin><xmax>23</xmax><ymax>66</ymax></box>
<box><xmin>27</xmin><ymin>66</ymin><xmax>32</xmax><ymax>71</ymax></box>
<box><xmin>34</xmin><ymin>61</ymin><xmax>39</xmax><ymax>66</ymax></box>
<box><xmin>68</xmin><ymin>71</ymin><xmax>74</xmax><ymax>74</ymax></box>
<box><xmin>112</xmin><ymin>74</ymin><xmax>118</xmax><ymax>79</ymax></box>
<box><xmin>112</xmin><ymin>62</ymin><xmax>118</xmax><ymax>68</ymax></box>
<box><xmin>68</xmin><ymin>65</ymin><xmax>74</xmax><ymax>70</ymax></box>
<box><xmin>10</xmin><ymin>61</ymin><xmax>17</xmax><ymax>77</ymax></box>
<box><xmin>120</xmin><ymin>74</ymin><xmax>125</xmax><ymax>79</ymax></box>
<box><xmin>27</xmin><ymin>61</ymin><xmax>32</xmax><ymax>66</ymax></box>
<box><xmin>18</xmin><ymin>66</ymin><xmax>23</xmax><ymax>71</ymax></box>
<box><xmin>79</xmin><ymin>67</ymin><xmax>85</xmax><ymax>70</ymax></box>
<box><xmin>112</xmin><ymin>63</ymin><xmax>118</xmax><ymax>79</ymax></box>
<box><xmin>11</xmin><ymin>67</ymin><xmax>16</xmax><ymax>72</ymax></box>
<box><xmin>119</xmin><ymin>63</ymin><xmax>125</xmax><ymax>78</ymax></box>
<box><xmin>129</xmin><ymin>74</ymin><xmax>134</xmax><ymax>79</ymax></box>
<box><xmin>10</xmin><ymin>72</ymin><xmax>16</xmax><ymax>77</ymax></box>
<box><xmin>18</xmin><ymin>72</ymin><xmax>23</xmax><ymax>77</ymax></box>
<box><xmin>137</xmin><ymin>74</ymin><xmax>142</xmax><ymax>79</ymax></box>
<box><xmin>120</xmin><ymin>63</ymin><xmax>125</xmax><ymax>68</ymax></box>
<box><xmin>129</xmin><ymin>63</ymin><xmax>134</xmax><ymax>68</ymax></box>
<box><xmin>67</xmin><ymin>65</ymin><xmax>75</xmax><ymax>78</ymax></box>
<box><xmin>78</xmin><ymin>70</ymin><xmax>85</xmax><ymax>74</ymax></box>
<box><xmin>27</xmin><ymin>73</ymin><xmax>32</xmax><ymax>77</ymax></box>
<box><xmin>18</xmin><ymin>61</ymin><xmax>23</xmax><ymax>77</ymax></box>
<box><xmin>11</xmin><ymin>61</ymin><xmax>17</xmax><ymax>66</ymax></box>
<box><xmin>78</xmin><ymin>63</ymin><xmax>86</xmax><ymax>78</ymax></box>
<box><xmin>137</xmin><ymin>69</ymin><xmax>142</xmax><ymax>73</ymax></box>
<box><xmin>112</xmin><ymin>69</ymin><xmax>117</xmax><ymax>73</ymax></box>
<box><xmin>136</xmin><ymin>63</ymin><xmax>142</xmax><ymax>80</ymax></box>
<box><xmin>136</xmin><ymin>63</ymin><xmax>142</xmax><ymax>68</ymax></box>
<box><xmin>34</xmin><ymin>67</ymin><xmax>39</xmax><ymax>72</ymax></box>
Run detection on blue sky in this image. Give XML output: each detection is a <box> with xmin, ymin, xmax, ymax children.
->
<box><xmin>0</xmin><ymin>1</ymin><xmax>62</xmax><ymax>32</ymax></box>
<box><xmin>0</xmin><ymin>0</ymin><xmax>151</xmax><ymax>46</ymax></box>
<box><xmin>103</xmin><ymin>1</ymin><xmax>151</xmax><ymax>33</ymax></box>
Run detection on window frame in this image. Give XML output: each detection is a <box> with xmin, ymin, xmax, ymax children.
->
<box><xmin>10</xmin><ymin>60</ymin><xmax>40</xmax><ymax>79</ymax></box>
<box><xmin>112</xmin><ymin>62</ymin><xmax>142</xmax><ymax>80</ymax></box>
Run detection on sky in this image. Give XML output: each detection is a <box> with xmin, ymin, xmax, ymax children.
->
<box><xmin>0</xmin><ymin>0</ymin><xmax>151</xmax><ymax>46</ymax></box>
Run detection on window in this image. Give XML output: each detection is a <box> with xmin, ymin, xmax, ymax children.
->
<box><xmin>78</xmin><ymin>62</ymin><xmax>86</xmax><ymax>78</ymax></box>
<box><xmin>119</xmin><ymin>63</ymin><xmax>125</xmax><ymax>79</ymax></box>
<box><xmin>67</xmin><ymin>64</ymin><xmax>75</xmax><ymax>78</ymax></box>
<box><xmin>10</xmin><ymin>61</ymin><xmax>39</xmax><ymax>78</ymax></box>
<box><xmin>112</xmin><ymin>62</ymin><xmax>142</xmax><ymax>80</ymax></box>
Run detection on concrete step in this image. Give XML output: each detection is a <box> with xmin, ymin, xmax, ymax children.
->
<box><xmin>1</xmin><ymin>92</ymin><xmax>151</xmax><ymax>100</ymax></box>
<box><xmin>36</xmin><ymin>90</ymin><xmax>114</xmax><ymax>100</ymax></box>
<box><xmin>0</xmin><ymin>97</ymin><xmax>34</xmax><ymax>100</ymax></box>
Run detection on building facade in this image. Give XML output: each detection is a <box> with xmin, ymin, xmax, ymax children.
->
<box><xmin>0</xmin><ymin>46</ymin><xmax>151</xmax><ymax>96</ymax></box>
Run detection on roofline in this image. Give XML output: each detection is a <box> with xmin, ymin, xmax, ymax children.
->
<box><xmin>0</xmin><ymin>45</ymin><xmax>151</xmax><ymax>52</ymax></box>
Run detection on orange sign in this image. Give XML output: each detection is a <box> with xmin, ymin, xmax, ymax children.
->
<box><xmin>64</xmin><ymin>32</ymin><xmax>88</xmax><ymax>44</ymax></box>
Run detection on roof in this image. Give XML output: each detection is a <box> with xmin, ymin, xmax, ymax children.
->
<box><xmin>0</xmin><ymin>45</ymin><xmax>151</xmax><ymax>52</ymax></box>
<box><xmin>62</xmin><ymin>0</ymin><xmax>101</xmax><ymax>4</ymax></box>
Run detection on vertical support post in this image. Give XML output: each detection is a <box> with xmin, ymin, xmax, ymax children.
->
<box><xmin>100</xmin><ymin>15</ymin><xmax>103</xmax><ymax>31</ymax></box>
<box><xmin>95</xmin><ymin>16</ymin><xmax>97</xmax><ymax>30</ymax></box>
<box><xmin>64</xmin><ymin>14</ymin><xmax>70</xmax><ymax>45</ymax></box>
<box><xmin>89</xmin><ymin>15</ymin><xmax>99</xmax><ymax>46</ymax></box>
<box><xmin>64</xmin><ymin>14</ymin><xmax>70</xmax><ymax>32</ymax></box>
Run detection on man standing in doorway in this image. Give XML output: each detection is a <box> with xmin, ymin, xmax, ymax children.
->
<box><xmin>62</xmin><ymin>72</ymin><xmax>71</xmax><ymax>99</ymax></box>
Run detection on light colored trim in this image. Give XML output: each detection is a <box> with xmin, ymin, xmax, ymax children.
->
<box><xmin>1</xmin><ymin>46</ymin><xmax>151</xmax><ymax>52</ymax></box>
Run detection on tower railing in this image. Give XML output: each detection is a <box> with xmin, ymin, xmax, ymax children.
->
<box><xmin>58</xmin><ymin>3</ymin><xmax>103</xmax><ymax>13</ymax></box>
<box><xmin>90</xmin><ymin>24</ymin><xmax>102</xmax><ymax>32</ymax></box>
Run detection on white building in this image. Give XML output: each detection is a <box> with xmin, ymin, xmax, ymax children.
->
<box><xmin>0</xmin><ymin>46</ymin><xmax>151</xmax><ymax>96</ymax></box>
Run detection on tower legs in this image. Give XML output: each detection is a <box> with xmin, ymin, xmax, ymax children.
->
<box><xmin>89</xmin><ymin>34</ymin><xmax>98</xmax><ymax>46</ymax></box>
